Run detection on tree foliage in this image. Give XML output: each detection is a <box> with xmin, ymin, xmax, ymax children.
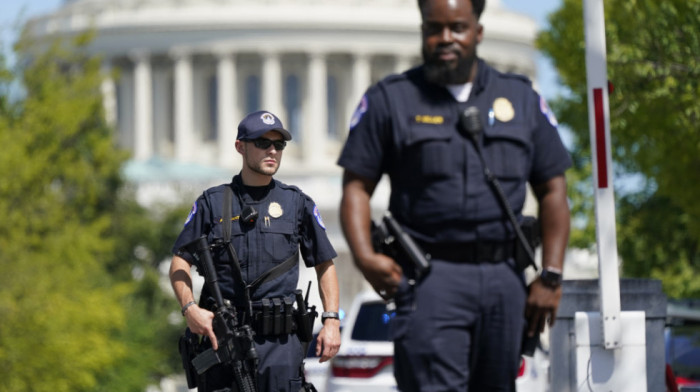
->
<box><xmin>0</xmin><ymin>31</ymin><xmax>185</xmax><ymax>391</ymax></box>
<box><xmin>537</xmin><ymin>0</ymin><xmax>699</xmax><ymax>297</ymax></box>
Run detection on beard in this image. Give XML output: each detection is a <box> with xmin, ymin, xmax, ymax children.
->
<box><xmin>422</xmin><ymin>46</ymin><xmax>476</xmax><ymax>85</ymax></box>
<box><xmin>244</xmin><ymin>154</ymin><xmax>280</xmax><ymax>177</ymax></box>
<box><xmin>249</xmin><ymin>163</ymin><xmax>278</xmax><ymax>176</ymax></box>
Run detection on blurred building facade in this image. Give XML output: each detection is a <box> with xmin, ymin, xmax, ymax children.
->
<box><xmin>27</xmin><ymin>0</ymin><xmax>540</xmax><ymax>319</ymax></box>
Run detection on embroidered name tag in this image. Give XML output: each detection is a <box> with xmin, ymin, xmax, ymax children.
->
<box><xmin>414</xmin><ymin>115</ymin><xmax>444</xmax><ymax>124</ymax></box>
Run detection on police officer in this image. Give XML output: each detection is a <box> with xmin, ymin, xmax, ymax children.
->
<box><xmin>338</xmin><ymin>0</ymin><xmax>571</xmax><ymax>391</ymax></box>
<box><xmin>170</xmin><ymin>110</ymin><xmax>341</xmax><ymax>392</ymax></box>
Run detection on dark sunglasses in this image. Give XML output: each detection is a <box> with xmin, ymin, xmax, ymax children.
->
<box><xmin>246</xmin><ymin>138</ymin><xmax>287</xmax><ymax>151</ymax></box>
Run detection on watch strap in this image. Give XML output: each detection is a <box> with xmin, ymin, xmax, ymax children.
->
<box><xmin>321</xmin><ymin>311</ymin><xmax>339</xmax><ymax>323</ymax></box>
<box><xmin>181</xmin><ymin>301</ymin><xmax>197</xmax><ymax>316</ymax></box>
<box><xmin>540</xmin><ymin>267</ymin><xmax>563</xmax><ymax>288</ymax></box>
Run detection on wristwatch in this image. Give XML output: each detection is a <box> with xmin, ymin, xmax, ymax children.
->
<box><xmin>322</xmin><ymin>311</ymin><xmax>340</xmax><ymax>323</ymax></box>
<box><xmin>181</xmin><ymin>300</ymin><xmax>197</xmax><ymax>316</ymax></box>
<box><xmin>540</xmin><ymin>267</ymin><xmax>563</xmax><ymax>289</ymax></box>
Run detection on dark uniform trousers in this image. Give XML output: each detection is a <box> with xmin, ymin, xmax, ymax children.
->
<box><xmin>392</xmin><ymin>258</ymin><xmax>526</xmax><ymax>392</ymax></box>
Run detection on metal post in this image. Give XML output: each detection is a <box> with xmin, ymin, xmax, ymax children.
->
<box><xmin>574</xmin><ymin>1</ymin><xmax>649</xmax><ymax>390</ymax></box>
<box><xmin>583</xmin><ymin>0</ymin><xmax>622</xmax><ymax>350</ymax></box>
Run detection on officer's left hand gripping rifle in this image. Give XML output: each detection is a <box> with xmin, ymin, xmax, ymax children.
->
<box><xmin>182</xmin><ymin>236</ymin><xmax>259</xmax><ymax>392</ymax></box>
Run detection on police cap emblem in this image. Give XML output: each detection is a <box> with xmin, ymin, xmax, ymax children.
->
<box><xmin>261</xmin><ymin>112</ymin><xmax>275</xmax><ymax>125</ymax></box>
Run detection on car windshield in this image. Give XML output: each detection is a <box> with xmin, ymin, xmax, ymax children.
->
<box><xmin>351</xmin><ymin>301</ymin><xmax>394</xmax><ymax>342</ymax></box>
<box><xmin>667</xmin><ymin>324</ymin><xmax>700</xmax><ymax>380</ymax></box>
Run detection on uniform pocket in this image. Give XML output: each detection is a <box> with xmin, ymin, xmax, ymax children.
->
<box><xmin>390</xmin><ymin>277</ymin><xmax>414</xmax><ymax>341</ymax></box>
<box><xmin>261</xmin><ymin>219</ymin><xmax>296</xmax><ymax>261</ymax></box>
<box><xmin>390</xmin><ymin>313</ymin><xmax>411</xmax><ymax>342</ymax></box>
<box><xmin>483</xmin><ymin>123</ymin><xmax>531</xmax><ymax>180</ymax></box>
<box><xmin>288</xmin><ymin>377</ymin><xmax>302</xmax><ymax>391</ymax></box>
<box><xmin>405</xmin><ymin>122</ymin><xmax>454</xmax><ymax>179</ymax></box>
<box><xmin>210</xmin><ymin>217</ymin><xmax>246</xmax><ymax>265</ymax></box>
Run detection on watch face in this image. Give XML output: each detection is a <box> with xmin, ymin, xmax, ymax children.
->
<box><xmin>541</xmin><ymin>269</ymin><xmax>562</xmax><ymax>288</ymax></box>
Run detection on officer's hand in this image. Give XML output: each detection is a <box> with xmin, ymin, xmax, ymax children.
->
<box><xmin>524</xmin><ymin>279</ymin><xmax>562</xmax><ymax>337</ymax></box>
<box><xmin>316</xmin><ymin>319</ymin><xmax>341</xmax><ymax>363</ymax></box>
<box><xmin>358</xmin><ymin>253</ymin><xmax>403</xmax><ymax>300</ymax></box>
<box><xmin>184</xmin><ymin>305</ymin><xmax>219</xmax><ymax>350</ymax></box>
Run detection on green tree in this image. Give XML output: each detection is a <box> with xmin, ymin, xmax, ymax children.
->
<box><xmin>0</xmin><ymin>33</ymin><xmax>128</xmax><ymax>391</ymax></box>
<box><xmin>538</xmin><ymin>0</ymin><xmax>699</xmax><ymax>297</ymax></box>
<box><xmin>0</xmin><ymin>31</ymin><xmax>184</xmax><ymax>391</ymax></box>
<box><xmin>94</xmin><ymin>198</ymin><xmax>190</xmax><ymax>392</ymax></box>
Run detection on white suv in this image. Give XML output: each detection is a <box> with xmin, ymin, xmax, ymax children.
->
<box><xmin>325</xmin><ymin>290</ymin><xmax>549</xmax><ymax>392</ymax></box>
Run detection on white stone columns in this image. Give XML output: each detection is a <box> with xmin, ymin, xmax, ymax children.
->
<box><xmin>132</xmin><ymin>52</ymin><xmax>153</xmax><ymax>161</ymax></box>
<box><xmin>305</xmin><ymin>51</ymin><xmax>328</xmax><ymax>165</ymax></box>
<box><xmin>351</xmin><ymin>53</ymin><xmax>371</xmax><ymax>102</ymax></box>
<box><xmin>216</xmin><ymin>52</ymin><xmax>237</xmax><ymax>168</ymax></box>
<box><xmin>173</xmin><ymin>51</ymin><xmax>194</xmax><ymax>162</ymax></box>
<box><xmin>100</xmin><ymin>62</ymin><xmax>117</xmax><ymax>128</ymax></box>
<box><xmin>347</xmin><ymin>52</ymin><xmax>371</xmax><ymax>131</ymax></box>
<box><xmin>152</xmin><ymin>70</ymin><xmax>171</xmax><ymax>157</ymax></box>
<box><xmin>261</xmin><ymin>51</ymin><xmax>284</xmax><ymax>121</ymax></box>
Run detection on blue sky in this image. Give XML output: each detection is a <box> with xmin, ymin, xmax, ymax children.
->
<box><xmin>0</xmin><ymin>0</ymin><xmax>62</xmax><ymax>49</ymax></box>
<box><xmin>501</xmin><ymin>0</ymin><xmax>564</xmax><ymax>99</ymax></box>
<box><xmin>1</xmin><ymin>0</ymin><xmax>564</xmax><ymax>98</ymax></box>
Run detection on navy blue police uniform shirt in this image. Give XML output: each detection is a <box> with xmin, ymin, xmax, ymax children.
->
<box><xmin>338</xmin><ymin>59</ymin><xmax>572</xmax><ymax>244</ymax></box>
<box><xmin>172</xmin><ymin>175</ymin><xmax>337</xmax><ymax>308</ymax></box>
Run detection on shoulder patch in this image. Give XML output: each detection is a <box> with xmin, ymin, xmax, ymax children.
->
<box><xmin>540</xmin><ymin>96</ymin><xmax>559</xmax><ymax>127</ymax></box>
<box><xmin>184</xmin><ymin>201</ymin><xmax>197</xmax><ymax>226</ymax></box>
<box><xmin>349</xmin><ymin>94</ymin><xmax>368</xmax><ymax>130</ymax></box>
<box><xmin>313</xmin><ymin>205</ymin><xmax>326</xmax><ymax>230</ymax></box>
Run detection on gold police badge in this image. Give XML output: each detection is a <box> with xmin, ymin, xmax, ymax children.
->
<box><xmin>493</xmin><ymin>97</ymin><xmax>515</xmax><ymax>122</ymax></box>
<box><xmin>268</xmin><ymin>202</ymin><xmax>283</xmax><ymax>218</ymax></box>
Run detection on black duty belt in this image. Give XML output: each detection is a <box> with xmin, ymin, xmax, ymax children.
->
<box><xmin>198</xmin><ymin>305</ymin><xmax>299</xmax><ymax>338</ymax></box>
<box><xmin>419</xmin><ymin>241</ymin><xmax>515</xmax><ymax>263</ymax></box>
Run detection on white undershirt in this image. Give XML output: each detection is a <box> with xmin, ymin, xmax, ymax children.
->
<box><xmin>446</xmin><ymin>82</ymin><xmax>473</xmax><ymax>103</ymax></box>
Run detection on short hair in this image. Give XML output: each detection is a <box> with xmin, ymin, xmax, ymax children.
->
<box><xmin>417</xmin><ymin>0</ymin><xmax>486</xmax><ymax>20</ymax></box>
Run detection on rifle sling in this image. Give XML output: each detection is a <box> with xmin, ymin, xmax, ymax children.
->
<box><xmin>222</xmin><ymin>184</ymin><xmax>249</xmax><ymax>303</ymax></box>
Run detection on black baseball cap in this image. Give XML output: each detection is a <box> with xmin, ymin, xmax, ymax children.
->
<box><xmin>236</xmin><ymin>110</ymin><xmax>292</xmax><ymax>141</ymax></box>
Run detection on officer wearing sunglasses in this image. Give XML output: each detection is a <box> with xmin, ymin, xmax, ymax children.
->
<box><xmin>246</xmin><ymin>137</ymin><xmax>287</xmax><ymax>151</ymax></box>
<box><xmin>170</xmin><ymin>110</ymin><xmax>341</xmax><ymax>392</ymax></box>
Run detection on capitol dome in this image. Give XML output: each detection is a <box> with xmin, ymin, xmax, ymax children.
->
<box><xmin>27</xmin><ymin>0</ymin><xmax>536</xmax><ymax>176</ymax></box>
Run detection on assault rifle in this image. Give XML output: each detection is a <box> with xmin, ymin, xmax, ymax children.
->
<box><xmin>182</xmin><ymin>236</ymin><xmax>259</xmax><ymax>392</ymax></box>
